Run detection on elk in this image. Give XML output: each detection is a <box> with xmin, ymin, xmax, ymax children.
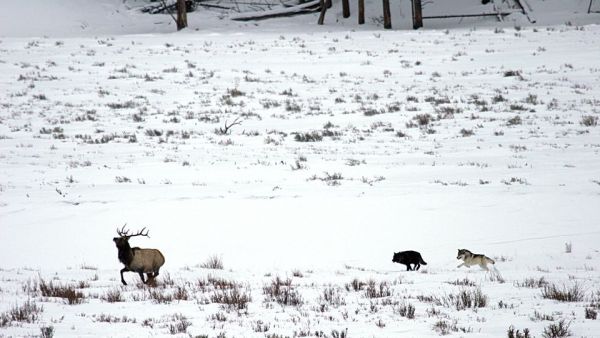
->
<box><xmin>113</xmin><ymin>225</ymin><xmax>165</xmax><ymax>286</ymax></box>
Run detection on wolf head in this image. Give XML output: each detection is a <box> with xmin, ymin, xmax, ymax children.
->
<box><xmin>457</xmin><ymin>249</ymin><xmax>472</xmax><ymax>260</ymax></box>
<box><xmin>392</xmin><ymin>251</ymin><xmax>404</xmax><ymax>263</ymax></box>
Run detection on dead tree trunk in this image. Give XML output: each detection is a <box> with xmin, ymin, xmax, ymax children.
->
<box><xmin>358</xmin><ymin>0</ymin><xmax>365</xmax><ymax>24</ymax></box>
<box><xmin>342</xmin><ymin>0</ymin><xmax>350</xmax><ymax>18</ymax></box>
<box><xmin>382</xmin><ymin>0</ymin><xmax>391</xmax><ymax>29</ymax></box>
<box><xmin>412</xmin><ymin>0</ymin><xmax>423</xmax><ymax>29</ymax></box>
<box><xmin>318</xmin><ymin>0</ymin><xmax>327</xmax><ymax>24</ymax></box>
<box><xmin>176</xmin><ymin>0</ymin><xmax>188</xmax><ymax>30</ymax></box>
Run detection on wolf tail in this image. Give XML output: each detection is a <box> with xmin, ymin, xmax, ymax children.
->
<box><xmin>420</xmin><ymin>258</ymin><xmax>427</xmax><ymax>265</ymax></box>
<box><xmin>487</xmin><ymin>257</ymin><xmax>495</xmax><ymax>265</ymax></box>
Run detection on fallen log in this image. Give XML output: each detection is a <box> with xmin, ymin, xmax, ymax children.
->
<box><xmin>230</xmin><ymin>0</ymin><xmax>320</xmax><ymax>21</ymax></box>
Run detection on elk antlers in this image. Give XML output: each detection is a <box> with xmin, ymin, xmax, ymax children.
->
<box><xmin>116</xmin><ymin>224</ymin><xmax>150</xmax><ymax>239</ymax></box>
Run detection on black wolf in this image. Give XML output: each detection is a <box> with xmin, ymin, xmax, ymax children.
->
<box><xmin>392</xmin><ymin>250</ymin><xmax>427</xmax><ymax>271</ymax></box>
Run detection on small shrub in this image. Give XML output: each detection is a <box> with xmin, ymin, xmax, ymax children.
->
<box><xmin>323</xmin><ymin>172</ymin><xmax>343</xmax><ymax>185</ymax></box>
<box><xmin>40</xmin><ymin>325</ymin><xmax>54</xmax><ymax>338</ymax></box>
<box><xmin>321</xmin><ymin>286</ymin><xmax>346</xmax><ymax>307</ymax></box>
<box><xmin>565</xmin><ymin>242</ymin><xmax>572</xmax><ymax>253</ymax></box>
<box><xmin>145</xmin><ymin>129</ymin><xmax>163</xmax><ymax>137</ymax></box>
<box><xmin>346</xmin><ymin>278</ymin><xmax>367</xmax><ymax>292</ymax></box>
<box><xmin>330</xmin><ymin>329</ymin><xmax>348</xmax><ymax>338</ymax></box>
<box><xmin>205</xmin><ymin>276</ymin><xmax>240</xmax><ymax>290</ymax></box>
<box><xmin>101</xmin><ymin>288</ymin><xmax>123</xmax><ymax>303</ymax></box>
<box><xmin>395</xmin><ymin>302</ymin><xmax>415</xmax><ymax>319</ymax></box>
<box><xmin>0</xmin><ymin>300</ymin><xmax>43</xmax><ymax>327</ymax></box>
<box><xmin>364</xmin><ymin>280</ymin><xmax>392</xmax><ymax>299</ymax></box>
<box><xmin>174</xmin><ymin>286</ymin><xmax>188</xmax><ymax>301</ymax></box>
<box><xmin>149</xmin><ymin>289</ymin><xmax>173</xmax><ymax>304</ymax></box>
<box><xmin>432</xmin><ymin>319</ymin><xmax>459</xmax><ymax>335</ymax></box>
<box><xmin>107</xmin><ymin>101</ymin><xmax>137</xmax><ymax>109</ymax></box>
<box><xmin>290</xmin><ymin>160</ymin><xmax>305</xmax><ymax>170</ymax></box>
<box><xmin>515</xmin><ymin>277</ymin><xmax>548</xmax><ymax>288</ymax></box>
<box><xmin>294</xmin><ymin>131</ymin><xmax>322</xmax><ymax>142</ymax></box>
<box><xmin>454</xmin><ymin>287</ymin><xmax>487</xmax><ymax>310</ymax></box>
<box><xmin>428</xmin><ymin>288</ymin><xmax>487</xmax><ymax>311</ymax></box>
<box><xmin>531</xmin><ymin>310</ymin><xmax>555</xmax><ymax>321</ymax></box>
<box><xmin>253</xmin><ymin>320</ymin><xmax>270</xmax><ymax>332</ymax></box>
<box><xmin>507</xmin><ymin>115</ymin><xmax>522</xmax><ymax>126</ymax></box>
<box><xmin>132</xmin><ymin>113</ymin><xmax>144</xmax><ymax>122</ymax></box>
<box><xmin>210</xmin><ymin>312</ymin><xmax>227</xmax><ymax>322</ymax></box>
<box><xmin>115</xmin><ymin>176</ymin><xmax>132</xmax><ymax>183</ymax></box>
<box><xmin>580</xmin><ymin>115</ymin><xmax>598</xmax><ymax>127</ymax></box>
<box><xmin>504</xmin><ymin>70</ymin><xmax>521</xmax><ymax>77</ymax></box>
<box><xmin>507</xmin><ymin>325</ymin><xmax>531</xmax><ymax>338</ymax></box>
<box><xmin>585</xmin><ymin>307</ymin><xmax>597</xmax><ymax>319</ymax></box>
<box><xmin>413</xmin><ymin>113</ymin><xmax>432</xmax><ymax>127</ymax></box>
<box><xmin>39</xmin><ymin>279</ymin><xmax>85</xmax><ymax>305</ymax></box>
<box><xmin>227</xmin><ymin>88</ymin><xmax>245</xmax><ymax>97</ymax></box>
<box><xmin>447</xmin><ymin>278</ymin><xmax>476</xmax><ymax>287</ymax></box>
<box><xmin>211</xmin><ymin>286</ymin><xmax>251</xmax><ymax>310</ymax></box>
<box><xmin>589</xmin><ymin>290</ymin><xmax>600</xmax><ymax>308</ymax></box>
<box><xmin>460</xmin><ymin>128</ymin><xmax>474</xmax><ymax>137</ymax></box>
<box><xmin>509</xmin><ymin>103</ymin><xmax>527</xmax><ymax>111</ymax></box>
<box><xmin>168</xmin><ymin>313</ymin><xmax>191</xmax><ymax>335</ymax></box>
<box><xmin>524</xmin><ymin>94</ymin><xmax>538</xmax><ymax>105</ymax></box>
<box><xmin>263</xmin><ymin>277</ymin><xmax>303</xmax><ymax>306</ymax></box>
<box><xmin>493</xmin><ymin>94</ymin><xmax>507</xmax><ymax>103</ymax></box>
<box><xmin>285</xmin><ymin>99</ymin><xmax>301</xmax><ymax>112</ymax></box>
<box><xmin>542</xmin><ymin>320</ymin><xmax>571</xmax><ymax>338</ymax></box>
<box><xmin>541</xmin><ymin>283</ymin><xmax>584</xmax><ymax>302</ymax></box>
<box><xmin>201</xmin><ymin>255</ymin><xmax>224</xmax><ymax>270</ymax></box>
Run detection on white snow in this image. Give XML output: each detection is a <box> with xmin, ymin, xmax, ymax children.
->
<box><xmin>0</xmin><ymin>0</ymin><xmax>599</xmax><ymax>337</ymax></box>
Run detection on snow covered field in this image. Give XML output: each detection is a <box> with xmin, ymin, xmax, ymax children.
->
<box><xmin>1</xmin><ymin>0</ymin><xmax>600</xmax><ymax>337</ymax></box>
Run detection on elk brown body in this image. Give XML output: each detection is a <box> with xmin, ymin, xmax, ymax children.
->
<box><xmin>113</xmin><ymin>226</ymin><xmax>165</xmax><ymax>285</ymax></box>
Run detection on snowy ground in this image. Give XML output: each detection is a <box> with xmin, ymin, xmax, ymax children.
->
<box><xmin>1</xmin><ymin>0</ymin><xmax>600</xmax><ymax>337</ymax></box>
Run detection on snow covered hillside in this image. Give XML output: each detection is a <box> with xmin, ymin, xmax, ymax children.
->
<box><xmin>0</xmin><ymin>0</ymin><xmax>600</xmax><ymax>337</ymax></box>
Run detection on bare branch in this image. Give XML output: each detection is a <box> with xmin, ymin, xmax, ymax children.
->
<box><xmin>217</xmin><ymin>116</ymin><xmax>243</xmax><ymax>135</ymax></box>
<box><xmin>159</xmin><ymin>0</ymin><xmax>178</xmax><ymax>24</ymax></box>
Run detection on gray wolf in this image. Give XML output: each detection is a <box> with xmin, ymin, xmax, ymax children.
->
<box><xmin>456</xmin><ymin>249</ymin><xmax>495</xmax><ymax>271</ymax></box>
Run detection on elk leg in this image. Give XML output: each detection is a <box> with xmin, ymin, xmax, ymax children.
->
<box><xmin>138</xmin><ymin>271</ymin><xmax>147</xmax><ymax>284</ymax></box>
<box><xmin>120</xmin><ymin>268</ymin><xmax>128</xmax><ymax>285</ymax></box>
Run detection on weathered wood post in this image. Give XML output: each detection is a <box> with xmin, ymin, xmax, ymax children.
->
<box><xmin>383</xmin><ymin>0</ymin><xmax>392</xmax><ymax>29</ymax></box>
<box><xmin>176</xmin><ymin>0</ymin><xmax>188</xmax><ymax>30</ymax></box>
<box><xmin>358</xmin><ymin>0</ymin><xmax>365</xmax><ymax>24</ymax></box>
<box><xmin>411</xmin><ymin>0</ymin><xmax>423</xmax><ymax>29</ymax></box>
<box><xmin>318</xmin><ymin>0</ymin><xmax>327</xmax><ymax>25</ymax></box>
<box><xmin>342</xmin><ymin>0</ymin><xmax>350</xmax><ymax>18</ymax></box>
